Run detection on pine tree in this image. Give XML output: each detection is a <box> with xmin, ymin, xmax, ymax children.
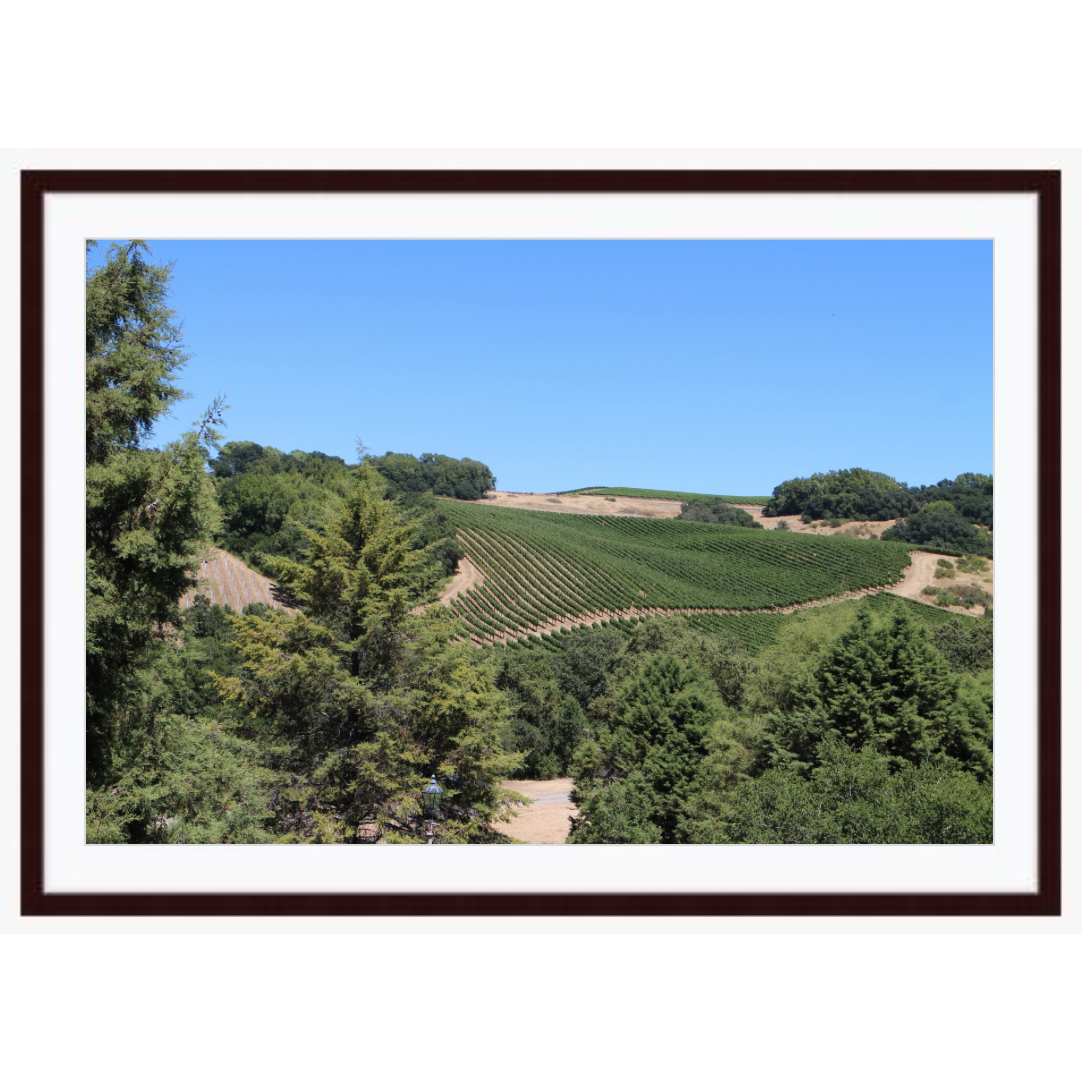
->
<box><xmin>760</xmin><ymin>610</ymin><xmax>992</xmax><ymax>777</ymax></box>
<box><xmin>84</xmin><ymin>241</ymin><xmax>272</xmax><ymax>842</ymax></box>
<box><xmin>217</xmin><ymin>466</ymin><xmax>523</xmax><ymax>842</ymax></box>
<box><xmin>569</xmin><ymin>655</ymin><xmax>722</xmax><ymax>843</ymax></box>
<box><xmin>87</xmin><ymin>240</ymin><xmax>225</xmax><ymax>781</ymax></box>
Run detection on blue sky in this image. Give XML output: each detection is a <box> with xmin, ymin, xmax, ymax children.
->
<box><xmin>111</xmin><ymin>239</ymin><xmax>992</xmax><ymax>496</ymax></box>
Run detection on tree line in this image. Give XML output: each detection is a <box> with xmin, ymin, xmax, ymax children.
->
<box><xmin>488</xmin><ymin>596</ymin><xmax>992</xmax><ymax>844</ymax></box>
<box><xmin>763</xmin><ymin>467</ymin><xmax>992</xmax><ymax>556</ymax></box>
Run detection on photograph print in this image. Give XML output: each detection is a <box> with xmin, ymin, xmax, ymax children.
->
<box><xmin>83</xmin><ymin>234</ymin><xmax>997</xmax><ymax>849</ymax></box>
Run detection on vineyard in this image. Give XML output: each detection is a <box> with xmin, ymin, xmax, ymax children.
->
<box><xmin>502</xmin><ymin>592</ymin><xmax>968</xmax><ymax>659</ymax></box>
<box><xmin>181</xmin><ymin>547</ymin><xmax>297</xmax><ymax>614</ymax></box>
<box><xmin>558</xmin><ymin>486</ymin><xmax>771</xmax><ymax>505</ymax></box>
<box><xmin>436</xmin><ymin>501</ymin><xmax>912</xmax><ymax>644</ymax></box>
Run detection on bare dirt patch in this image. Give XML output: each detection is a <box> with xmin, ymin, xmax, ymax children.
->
<box><xmin>451</xmin><ymin>492</ymin><xmax>902</xmax><ymax>536</ymax></box>
<box><xmin>493</xmin><ymin>778</ymin><xmax>578</xmax><ymax>844</ymax></box>
<box><xmin>446</xmin><ymin>491</ymin><xmax>685</xmax><ymax>518</ymax></box>
<box><xmin>883</xmin><ymin>551</ymin><xmax>993</xmax><ymax>616</ymax></box>
<box><xmin>412</xmin><ymin>555</ymin><xmax>487</xmax><ymax>613</ymax></box>
<box><xmin>181</xmin><ymin>547</ymin><xmax>297</xmax><ymax>614</ymax></box>
<box><xmin>730</xmin><ymin>504</ymin><xmax>900</xmax><ymax>537</ymax></box>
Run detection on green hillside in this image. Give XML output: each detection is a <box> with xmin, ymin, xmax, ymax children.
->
<box><xmin>437</xmin><ymin>501</ymin><xmax>912</xmax><ymax>642</ymax></box>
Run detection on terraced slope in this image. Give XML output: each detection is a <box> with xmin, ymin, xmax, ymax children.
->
<box><xmin>437</xmin><ymin>502</ymin><xmax>912</xmax><ymax>643</ymax></box>
<box><xmin>181</xmin><ymin>547</ymin><xmax>297</xmax><ymax>613</ymax></box>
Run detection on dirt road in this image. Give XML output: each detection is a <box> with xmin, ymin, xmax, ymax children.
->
<box><xmin>494</xmin><ymin>778</ymin><xmax>578</xmax><ymax>844</ymax></box>
<box><xmin>881</xmin><ymin>550</ymin><xmax>992</xmax><ymax>615</ymax></box>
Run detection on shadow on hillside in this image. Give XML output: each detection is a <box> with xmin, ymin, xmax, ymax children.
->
<box><xmin>269</xmin><ymin>582</ymin><xmax>302</xmax><ymax>611</ymax></box>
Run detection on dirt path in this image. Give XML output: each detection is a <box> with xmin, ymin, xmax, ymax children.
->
<box><xmin>493</xmin><ymin>778</ymin><xmax>578</xmax><ymax>844</ymax></box>
<box><xmin>729</xmin><ymin>503</ymin><xmax>900</xmax><ymax>537</ymax></box>
<box><xmin>411</xmin><ymin>556</ymin><xmax>487</xmax><ymax>613</ymax></box>
<box><xmin>456</xmin><ymin>547</ymin><xmax>992</xmax><ymax>645</ymax></box>
<box><xmin>881</xmin><ymin>550</ymin><xmax>993</xmax><ymax>616</ymax></box>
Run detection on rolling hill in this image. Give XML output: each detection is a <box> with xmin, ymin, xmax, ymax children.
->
<box><xmin>435</xmin><ymin>501</ymin><xmax>913</xmax><ymax>644</ymax></box>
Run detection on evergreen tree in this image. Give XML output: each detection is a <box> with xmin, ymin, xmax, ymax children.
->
<box><xmin>86</xmin><ymin>240</ymin><xmax>225</xmax><ymax>782</ymax></box>
<box><xmin>569</xmin><ymin>655</ymin><xmax>722</xmax><ymax>843</ymax></box>
<box><xmin>84</xmin><ymin>241</ymin><xmax>273</xmax><ymax>842</ymax></box>
<box><xmin>216</xmin><ymin>466</ymin><xmax>522</xmax><ymax>842</ymax></box>
<box><xmin>758</xmin><ymin>610</ymin><xmax>992</xmax><ymax>778</ymax></box>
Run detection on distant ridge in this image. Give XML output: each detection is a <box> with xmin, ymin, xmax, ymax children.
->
<box><xmin>557</xmin><ymin>486</ymin><xmax>771</xmax><ymax>506</ymax></box>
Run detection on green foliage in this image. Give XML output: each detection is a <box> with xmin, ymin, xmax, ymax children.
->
<box><xmin>764</xmin><ymin>467</ymin><xmax>908</xmax><ymax>520</ymax></box>
<box><xmin>763</xmin><ymin>468</ymin><xmax>993</xmax><ymax>529</ymax></box>
<box><xmin>756</xmin><ymin>610</ymin><xmax>992</xmax><ymax>779</ymax></box>
<box><xmin>370</xmin><ymin>451</ymin><xmax>496</xmax><ymax>500</ymax></box>
<box><xmin>882</xmin><ymin>502</ymin><xmax>993</xmax><ymax>556</ymax></box>
<box><xmin>931</xmin><ymin>619</ymin><xmax>994</xmax><ymax>674</ymax></box>
<box><xmin>214</xmin><ymin>454</ymin><xmax>353</xmax><ymax>569</ymax></box>
<box><xmin>211</xmin><ymin>441</ymin><xmax>349</xmax><ymax>480</ymax></box>
<box><xmin>216</xmin><ymin>469</ymin><xmax>523</xmax><ymax>842</ymax></box>
<box><xmin>213</xmin><ymin>444</ymin><xmax>468</xmax><ymax>606</ymax></box>
<box><xmin>489</xmin><ymin>650</ymin><xmax>587</xmax><ymax>777</ymax></box>
<box><xmin>677</xmin><ymin>499</ymin><xmax>764</xmax><ymax>528</ymax></box>
<box><xmin>729</xmin><ymin>739</ymin><xmax>992</xmax><ymax>843</ymax></box>
<box><xmin>955</xmin><ymin>554</ymin><xmax>990</xmax><ymax>574</ymax></box>
<box><xmin>911</xmin><ymin>473</ymin><xmax>993</xmax><ymax>528</ymax></box>
<box><xmin>568</xmin><ymin>655</ymin><xmax>724</xmax><ymax>843</ymax></box>
<box><xmin>439</xmin><ymin>501</ymin><xmax>912</xmax><ymax>642</ymax></box>
<box><xmin>85</xmin><ymin>241</ymin><xmax>223</xmax><ymax>788</ymax></box>
<box><xmin>85</xmin><ymin>713</ymin><xmax>275</xmax><ymax>844</ymax></box>
<box><xmin>549</xmin><ymin>624</ymin><xmax>627</xmax><ymax>707</ymax></box>
<box><xmin>921</xmin><ymin>582</ymin><xmax>993</xmax><ymax>609</ymax></box>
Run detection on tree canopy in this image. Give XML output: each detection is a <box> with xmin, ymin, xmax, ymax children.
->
<box><xmin>370</xmin><ymin>450</ymin><xmax>496</xmax><ymax>500</ymax></box>
<box><xmin>762</xmin><ymin>467</ymin><xmax>992</xmax><ymax>530</ymax></box>
<box><xmin>215</xmin><ymin>465</ymin><xmax>523</xmax><ymax>842</ymax></box>
<box><xmin>568</xmin><ymin>655</ymin><xmax>724</xmax><ymax>843</ymax></box>
<box><xmin>677</xmin><ymin>499</ymin><xmax>764</xmax><ymax>528</ymax></box>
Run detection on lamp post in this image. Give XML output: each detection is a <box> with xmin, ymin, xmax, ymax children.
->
<box><xmin>422</xmin><ymin>775</ymin><xmax>444</xmax><ymax>844</ymax></box>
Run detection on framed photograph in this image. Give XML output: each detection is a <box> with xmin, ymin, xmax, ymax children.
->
<box><xmin>21</xmin><ymin>168</ymin><xmax>1060</xmax><ymax>916</ymax></box>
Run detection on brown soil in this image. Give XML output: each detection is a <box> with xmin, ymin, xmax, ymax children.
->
<box><xmin>180</xmin><ymin>547</ymin><xmax>298</xmax><ymax>614</ymax></box>
<box><xmin>493</xmin><ymin>778</ymin><xmax>578</xmax><ymax>844</ymax></box>
<box><xmin>444</xmin><ymin>491</ymin><xmax>903</xmax><ymax>539</ymax></box>
<box><xmin>729</xmin><ymin>503</ymin><xmax>901</xmax><ymax>537</ymax></box>
<box><xmin>882</xmin><ymin>551</ymin><xmax>993</xmax><ymax>616</ymax></box>
<box><xmin>411</xmin><ymin>556</ymin><xmax>487</xmax><ymax>614</ymax></box>
<box><xmin>446</xmin><ymin>490</ymin><xmax>685</xmax><ymax>518</ymax></box>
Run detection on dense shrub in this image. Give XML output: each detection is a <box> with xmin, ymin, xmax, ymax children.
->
<box><xmin>882</xmin><ymin>501</ymin><xmax>993</xmax><ymax>556</ymax></box>
<box><xmin>728</xmin><ymin>739</ymin><xmax>992</xmax><ymax>844</ymax></box>
<box><xmin>931</xmin><ymin>619</ymin><xmax>994</xmax><ymax>674</ymax></box>
<box><xmin>370</xmin><ymin>451</ymin><xmax>496</xmax><ymax>500</ymax></box>
<box><xmin>677</xmin><ymin>499</ymin><xmax>764</xmax><ymax>528</ymax></box>
<box><xmin>763</xmin><ymin>468</ymin><xmax>993</xmax><ymax>528</ymax></box>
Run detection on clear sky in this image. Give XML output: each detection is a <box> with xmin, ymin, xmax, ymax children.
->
<box><xmin>115</xmin><ymin>239</ymin><xmax>992</xmax><ymax>496</ymax></box>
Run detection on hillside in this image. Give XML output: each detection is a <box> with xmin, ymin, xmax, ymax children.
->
<box><xmin>561</xmin><ymin>486</ymin><xmax>771</xmax><ymax>505</ymax></box>
<box><xmin>181</xmin><ymin>547</ymin><xmax>297</xmax><ymax>613</ymax></box>
<box><xmin>435</xmin><ymin>501</ymin><xmax>913</xmax><ymax>644</ymax></box>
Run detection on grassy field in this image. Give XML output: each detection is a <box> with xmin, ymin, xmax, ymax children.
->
<box><xmin>436</xmin><ymin>501</ymin><xmax>912</xmax><ymax>643</ymax></box>
<box><xmin>558</xmin><ymin>486</ymin><xmax>772</xmax><ymax>505</ymax></box>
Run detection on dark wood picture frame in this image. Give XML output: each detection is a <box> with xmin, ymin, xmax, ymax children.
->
<box><xmin>21</xmin><ymin>168</ymin><xmax>1061</xmax><ymax>917</ymax></box>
